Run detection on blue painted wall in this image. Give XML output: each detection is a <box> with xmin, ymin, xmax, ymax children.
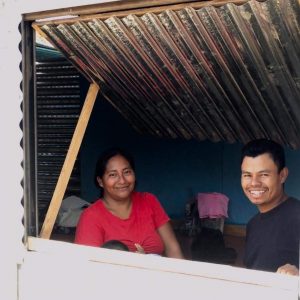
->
<box><xmin>80</xmin><ymin>97</ymin><xmax>300</xmax><ymax>225</ymax></box>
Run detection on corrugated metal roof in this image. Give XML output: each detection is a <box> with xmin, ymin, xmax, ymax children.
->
<box><xmin>34</xmin><ymin>0</ymin><xmax>300</xmax><ymax>148</ymax></box>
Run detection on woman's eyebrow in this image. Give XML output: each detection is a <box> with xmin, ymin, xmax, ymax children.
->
<box><xmin>105</xmin><ymin>169</ymin><xmax>117</xmax><ymax>173</ymax></box>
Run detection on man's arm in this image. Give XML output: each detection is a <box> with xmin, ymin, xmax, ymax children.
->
<box><xmin>277</xmin><ymin>264</ymin><xmax>299</xmax><ymax>276</ymax></box>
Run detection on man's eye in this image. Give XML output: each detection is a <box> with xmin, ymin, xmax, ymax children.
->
<box><xmin>109</xmin><ymin>173</ymin><xmax>117</xmax><ymax>177</ymax></box>
<box><xmin>242</xmin><ymin>174</ymin><xmax>251</xmax><ymax>178</ymax></box>
<box><xmin>261</xmin><ymin>173</ymin><xmax>269</xmax><ymax>177</ymax></box>
<box><xmin>124</xmin><ymin>170</ymin><xmax>132</xmax><ymax>175</ymax></box>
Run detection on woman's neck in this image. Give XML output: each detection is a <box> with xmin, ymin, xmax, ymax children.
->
<box><xmin>102</xmin><ymin>195</ymin><xmax>132</xmax><ymax>219</ymax></box>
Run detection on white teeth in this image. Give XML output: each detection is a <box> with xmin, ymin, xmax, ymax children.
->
<box><xmin>250</xmin><ymin>191</ymin><xmax>265</xmax><ymax>196</ymax></box>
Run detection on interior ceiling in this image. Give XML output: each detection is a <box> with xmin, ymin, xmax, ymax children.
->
<box><xmin>33</xmin><ymin>0</ymin><xmax>300</xmax><ymax>148</ymax></box>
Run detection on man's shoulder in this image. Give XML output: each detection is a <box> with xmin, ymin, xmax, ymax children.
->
<box><xmin>287</xmin><ymin>196</ymin><xmax>300</xmax><ymax>203</ymax></box>
<box><xmin>286</xmin><ymin>197</ymin><xmax>300</xmax><ymax>209</ymax></box>
<box><xmin>276</xmin><ymin>197</ymin><xmax>300</xmax><ymax>224</ymax></box>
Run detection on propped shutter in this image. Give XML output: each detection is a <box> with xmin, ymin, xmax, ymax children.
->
<box><xmin>36</xmin><ymin>60</ymin><xmax>82</xmax><ymax>227</ymax></box>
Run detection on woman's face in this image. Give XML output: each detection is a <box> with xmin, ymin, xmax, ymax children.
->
<box><xmin>97</xmin><ymin>154</ymin><xmax>135</xmax><ymax>201</ymax></box>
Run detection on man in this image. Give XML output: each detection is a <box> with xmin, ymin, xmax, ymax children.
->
<box><xmin>241</xmin><ymin>138</ymin><xmax>300</xmax><ymax>276</ymax></box>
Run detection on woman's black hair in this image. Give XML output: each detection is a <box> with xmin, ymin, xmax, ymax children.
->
<box><xmin>94</xmin><ymin>147</ymin><xmax>135</xmax><ymax>195</ymax></box>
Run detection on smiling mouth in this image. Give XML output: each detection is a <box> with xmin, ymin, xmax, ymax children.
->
<box><xmin>116</xmin><ymin>186</ymin><xmax>130</xmax><ymax>190</ymax></box>
<box><xmin>249</xmin><ymin>190</ymin><xmax>267</xmax><ymax>198</ymax></box>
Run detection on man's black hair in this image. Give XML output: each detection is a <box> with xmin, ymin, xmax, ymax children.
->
<box><xmin>241</xmin><ymin>138</ymin><xmax>285</xmax><ymax>172</ymax></box>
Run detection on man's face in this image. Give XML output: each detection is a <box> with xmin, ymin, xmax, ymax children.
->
<box><xmin>241</xmin><ymin>153</ymin><xmax>288</xmax><ymax>213</ymax></box>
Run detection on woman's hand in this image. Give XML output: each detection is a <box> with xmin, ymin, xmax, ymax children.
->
<box><xmin>277</xmin><ymin>264</ymin><xmax>299</xmax><ymax>276</ymax></box>
<box><xmin>134</xmin><ymin>243</ymin><xmax>145</xmax><ymax>254</ymax></box>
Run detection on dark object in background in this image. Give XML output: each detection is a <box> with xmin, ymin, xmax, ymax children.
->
<box><xmin>181</xmin><ymin>199</ymin><xmax>202</xmax><ymax>237</ymax></box>
<box><xmin>101</xmin><ymin>240</ymin><xmax>129</xmax><ymax>251</ymax></box>
<box><xmin>191</xmin><ymin>227</ymin><xmax>237</xmax><ymax>265</ymax></box>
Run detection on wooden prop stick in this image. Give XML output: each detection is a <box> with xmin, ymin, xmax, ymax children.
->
<box><xmin>40</xmin><ymin>83</ymin><xmax>100</xmax><ymax>239</ymax></box>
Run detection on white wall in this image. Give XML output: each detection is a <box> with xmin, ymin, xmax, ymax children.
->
<box><xmin>0</xmin><ymin>2</ymin><xmax>117</xmax><ymax>299</ymax></box>
<box><xmin>19</xmin><ymin>238</ymin><xmax>299</xmax><ymax>300</ymax></box>
<box><xmin>1</xmin><ymin>2</ymin><xmax>25</xmax><ymax>299</ymax></box>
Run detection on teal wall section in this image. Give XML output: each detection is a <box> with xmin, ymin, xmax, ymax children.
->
<box><xmin>80</xmin><ymin>96</ymin><xmax>300</xmax><ymax>225</ymax></box>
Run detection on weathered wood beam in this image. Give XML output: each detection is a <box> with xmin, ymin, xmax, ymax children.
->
<box><xmin>26</xmin><ymin>0</ymin><xmax>262</xmax><ymax>23</ymax></box>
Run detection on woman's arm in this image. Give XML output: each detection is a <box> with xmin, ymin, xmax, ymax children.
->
<box><xmin>157</xmin><ymin>222</ymin><xmax>184</xmax><ymax>259</ymax></box>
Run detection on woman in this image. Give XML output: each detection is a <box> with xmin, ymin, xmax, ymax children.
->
<box><xmin>75</xmin><ymin>147</ymin><xmax>184</xmax><ymax>258</ymax></box>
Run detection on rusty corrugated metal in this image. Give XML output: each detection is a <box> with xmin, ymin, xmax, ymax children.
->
<box><xmin>35</xmin><ymin>0</ymin><xmax>300</xmax><ymax>148</ymax></box>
